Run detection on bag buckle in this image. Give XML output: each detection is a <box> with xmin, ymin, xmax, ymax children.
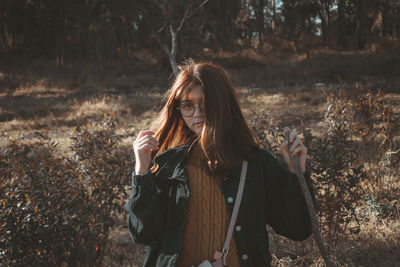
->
<box><xmin>213</xmin><ymin>249</ymin><xmax>228</xmax><ymax>266</ymax></box>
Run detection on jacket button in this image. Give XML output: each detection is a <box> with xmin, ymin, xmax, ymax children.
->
<box><xmin>227</xmin><ymin>197</ymin><xmax>234</xmax><ymax>203</ymax></box>
<box><xmin>235</xmin><ymin>225</ymin><xmax>241</xmax><ymax>231</ymax></box>
<box><xmin>242</xmin><ymin>254</ymin><xmax>248</xmax><ymax>260</ymax></box>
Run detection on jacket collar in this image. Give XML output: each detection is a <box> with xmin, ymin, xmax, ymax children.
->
<box><xmin>152</xmin><ymin>138</ymin><xmax>246</xmax><ymax>183</ymax></box>
<box><xmin>152</xmin><ymin>139</ymin><xmax>196</xmax><ymax>184</ymax></box>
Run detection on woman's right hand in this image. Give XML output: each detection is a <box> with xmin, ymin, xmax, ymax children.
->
<box><xmin>133</xmin><ymin>130</ymin><xmax>159</xmax><ymax>175</ymax></box>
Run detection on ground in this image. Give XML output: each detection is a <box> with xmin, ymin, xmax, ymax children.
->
<box><xmin>1</xmin><ymin>52</ymin><xmax>399</xmax><ymax>266</ymax></box>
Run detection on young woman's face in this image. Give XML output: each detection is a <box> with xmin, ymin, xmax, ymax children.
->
<box><xmin>179</xmin><ymin>85</ymin><xmax>205</xmax><ymax>135</ymax></box>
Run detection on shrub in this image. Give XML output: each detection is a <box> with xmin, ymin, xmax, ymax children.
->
<box><xmin>0</xmin><ymin>115</ymin><xmax>133</xmax><ymax>266</ymax></box>
<box><xmin>350</xmin><ymin>90</ymin><xmax>400</xmax><ymax>219</ymax></box>
<box><xmin>311</xmin><ymin>90</ymin><xmax>368</xmax><ymax>242</ymax></box>
<box><xmin>70</xmin><ymin>115</ymin><xmax>133</xmax><ymax>258</ymax></box>
<box><xmin>351</xmin><ymin>89</ymin><xmax>399</xmax><ymax>168</ymax></box>
<box><xmin>250</xmin><ymin>90</ymin><xmax>369</xmax><ymax>245</ymax></box>
<box><xmin>250</xmin><ymin>88</ymin><xmax>400</xmax><ymax>248</ymax></box>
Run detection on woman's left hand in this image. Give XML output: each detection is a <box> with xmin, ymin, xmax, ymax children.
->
<box><xmin>279</xmin><ymin>127</ymin><xmax>307</xmax><ymax>174</ymax></box>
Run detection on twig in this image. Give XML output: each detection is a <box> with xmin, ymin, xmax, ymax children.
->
<box><xmin>285</xmin><ymin>129</ymin><xmax>334</xmax><ymax>267</ymax></box>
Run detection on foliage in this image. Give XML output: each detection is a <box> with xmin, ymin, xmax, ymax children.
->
<box><xmin>0</xmin><ymin>115</ymin><xmax>133</xmax><ymax>266</ymax></box>
<box><xmin>351</xmin><ymin>89</ymin><xmax>399</xmax><ymax>167</ymax></box>
<box><xmin>249</xmin><ymin>112</ymin><xmax>283</xmax><ymax>155</ymax></box>
<box><xmin>310</xmin><ymin>90</ymin><xmax>367</xmax><ymax>243</ymax></box>
<box><xmin>250</xmin><ymin>88</ymin><xmax>399</xmax><ymax>246</ymax></box>
<box><xmin>1</xmin><ymin>0</ymin><xmax>400</xmax><ymax>64</ymax></box>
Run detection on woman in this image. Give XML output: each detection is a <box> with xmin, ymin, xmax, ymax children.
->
<box><xmin>125</xmin><ymin>61</ymin><xmax>313</xmax><ymax>267</ymax></box>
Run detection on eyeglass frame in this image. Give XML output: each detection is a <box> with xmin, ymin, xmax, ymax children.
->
<box><xmin>176</xmin><ymin>101</ymin><xmax>205</xmax><ymax>117</ymax></box>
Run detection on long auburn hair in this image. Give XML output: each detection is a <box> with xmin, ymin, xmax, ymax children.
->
<box><xmin>151</xmin><ymin>60</ymin><xmax>258</xmax><ymax>174</ymax></box>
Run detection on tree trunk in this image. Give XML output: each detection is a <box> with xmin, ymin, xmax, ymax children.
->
<box><xmin>257</xmin><ymin>0</ymin><xmax>264</xmax><ymax>52</ymax></box>
<box><xmin>156</xmin><ymin>0</ymin><xmax>209</xmax><ymax>77</ymax></box>
<box><xmin>325</xmin><ymin>2</ymin><xmax>332</xmax><ymax>43</ymax></box>
<box><xmin>381</xmin><ymin>1</ymin><xmax>390</xmax><ymax>36</ymax></box>
<box><xmin>1</xmin><ymin>27</ymin><xmax>10</xmax><ymax>52</ymax></box>
<box><xmin>393</xmin><ymin>4</ymin><xmax>398</xmax><ymax>38</ymax></box>
<box><xmin>307</xmin><ymin>17</ymin><xmax>312</xmax><ymax>59</ymax></box>
<box><xmin>55</xmin><ymin>26</ymin><xmax>64</xmax><ymax>66</ymax></box>
<box><xmin>162</xmin><ymin>26</ymin><xmax>179</xmax><ymax>77</ymax></box>
<box><xmin>271</xmin><ymin>0</ymin><xmax>276</xmax><ymax>33</ymax></box>
<box><xmin>56</xmin><ymin>41</ymin><xmax>64</xmax><ymax>66</ymax></box>
<box><xmin>320</xmin><ymin>13</ymin><xmax>327</xmax><ymax>44</ymax></box>
<box><xmin>55</xmin><ymin>1</ymin><xmax>65</xmax><ymax>66</ymax></box>
<box><xmin>337</xmin><ymin>0</ymin><xmax>346</xmax><ymax>48</ymax></box>
<box><xmin>356</xmin><ymin>0</ymin><xmax>367</xmax><ymax>49</ymax></box>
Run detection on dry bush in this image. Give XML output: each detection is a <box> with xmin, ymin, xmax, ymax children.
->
<box><xmin>69</xmin><ymin>114</ymin><xmax>133</xmax><ymax>259</ymax></box>
<box><xmin>350</xmin><ymin>90</ymin><xmax>400</xmax><ymax>222</ymax></box>
<box><xmin>352</xmin><ymin>90</ymin><xmax>399</xmax><ymax>167</ymax></box>
<box><xmin>0</xmin><ymin>114</ymin><xmax>133</xmax><ymax>266</ymax></box>
<box><xmin>311</xmin><ymin>90</ymin><xmax>368</xmax><ymax>243</ymax></box>
<box><xmin>250</xmin><ymin>98</ymin><xmax>367</xmax><ymax>245</ymax></box>
<box><xmin>0</xmin><ymin>138</ymin><xmax>93</xmax><ymax>266</ymax></box>
<box><xmin>250</xmin><ymin>88</ymin><xmax>399</xmax><ymax>265</ymax></box>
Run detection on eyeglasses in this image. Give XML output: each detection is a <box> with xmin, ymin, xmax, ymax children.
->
<box><xmin>177</xmin><ymin>101</ymin><xmax>205</xmax><ymax>117</ymax></box>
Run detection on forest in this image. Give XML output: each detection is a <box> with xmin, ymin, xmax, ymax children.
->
<box><xmin>0</xmin><ymin>0</ymin><xmax>399</xmax><ymax>266</ymax></box>
<box><xmin>1</xmin><ymin>0</ymin><xmax>400</xmax><ymax>69</ymax></box>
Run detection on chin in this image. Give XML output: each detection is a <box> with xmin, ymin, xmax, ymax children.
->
<box><xmin>193</xmin><ymin>129</ymin><xmax>202</xmax><ymax>135</ymax></box>
<box><xmin>190</xmin><ymin>127</ymin><xmax>202</xmax><ymax>135</ymax></box>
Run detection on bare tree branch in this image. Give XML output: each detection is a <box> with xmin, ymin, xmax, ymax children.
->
<box><xmin>177</xmin><ymin>0</ymin><xmax>209</xmax><ymax>32</ymax></box>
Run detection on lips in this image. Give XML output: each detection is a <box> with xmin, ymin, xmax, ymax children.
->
<box><xmin>194</xmin><ymin>122</ymin><xmax>203</xmax><ymax>127</ymax></box>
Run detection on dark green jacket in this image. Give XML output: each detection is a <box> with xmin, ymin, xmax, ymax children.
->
<box><xmin>125</xmin><ymin>141</ymin><xmax>314</xmax><ymax>267</ymax></box>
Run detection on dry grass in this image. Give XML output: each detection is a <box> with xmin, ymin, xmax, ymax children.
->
<box><xmin>1</xmin><ymin>52</ymin><xmax>399</xmax><ymax>266</ymax></box>
<box><xmin>268</xmin><ymin>171</ymin><xmax>400</xmax><ymax>267</ymax></box>
<box><xmin>269</xmin><ymin>217</ymin><xmax>400</xmax><ymax>266</ymax></box>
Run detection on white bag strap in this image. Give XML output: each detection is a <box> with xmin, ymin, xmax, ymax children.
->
<box><xmin>219</xmin><ymin>160</ymin><xmax>248</xmax><ymax>265</ymax></box>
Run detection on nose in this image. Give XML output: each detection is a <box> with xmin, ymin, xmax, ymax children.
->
<box><xmin>193</xmin><ymin>104</ymin><xmax>203</xmax><ymax>117</ymax></box>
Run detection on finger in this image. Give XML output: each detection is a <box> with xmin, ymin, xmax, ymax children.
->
<box><xmin>137</xmin><ymin>130</ymin><xmax>155</xmax><ymax>139</ymax></box>
<box><xmin>279</xmin><ymin>146</ymin><xmax>291</xmax><ymax>163</ymax></box>
<box><xmin>284</xmin><ymin>127</ymin><xmax>291</xmax><ymax>139</ymax></box>
<box><xmin>141</xmin><ymin>143</ymin><xmax>158</xmax><ymax>150</ymax></box>
<box><xmin>289</xmin><ymin>129</ymin><xmax>297</xmax><ymax>142</ymax></box>
<box><xmin>280</xmin><ymin>140</ymin><xmax>290</xmax><ymax>152</ymax></box>
<box><xmin>137</xmin><ymin>137</ymin><xmax>159</xmax><ymax>147</ymax></box>
<box><xmin>136</xmin><ymin>134</ymin><xmax>159</xmax><ymax>146</ymax></box>
<box><xmin>145</xmin><ymin>135</ymin><xmax>159</xmax><ymax>144</ymax></box>
<box><xmin>289</xmin><ymin>137</ymin><xmax>303</xmax><ymax>152</ymax></box>
<box><xmin>138</xmin><ymin>143</ymin><xmax>158</xmax><ymax>151</ymax></box>
<box><xmin>138</xmin><ymin>135</ymin><xmax>159</xmax><ymax>144</ymax></box>
<box><xmin>280</xmin><ymin>140</ymin><xmax>288</xmax><ymax>147</ymax></box>
<box><xmin>292</xmin><ymin>145</ymin><xmax>305</xmax><ymax>155</ymax></box>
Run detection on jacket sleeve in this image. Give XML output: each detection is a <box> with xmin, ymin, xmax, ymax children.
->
<box><xmin>125</xmin><ymin>170</ymin><xmax>168</xmax><ymax>246</ymax></box>
<box><xmin>261</xmin><ymin>149</ymin><xmax>315</xmax><ymax>241</ymax></box>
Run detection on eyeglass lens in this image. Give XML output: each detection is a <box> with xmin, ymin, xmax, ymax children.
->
<box><xmin>179</xmin><ymin>101</ymin><xmax>204</xmax><ymax>117</ymax></box>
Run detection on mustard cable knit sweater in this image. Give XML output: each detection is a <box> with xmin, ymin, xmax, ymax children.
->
<box><xmin>176</xmin><ymin>143</ymin><xmax>240</xmax><ymax>267</ymax></box>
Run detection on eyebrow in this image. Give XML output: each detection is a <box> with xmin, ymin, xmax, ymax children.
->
<box><xmin>180</xmin><ymin>97</ymin><xmax>203</xmax><ymax>103</ymax></box>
